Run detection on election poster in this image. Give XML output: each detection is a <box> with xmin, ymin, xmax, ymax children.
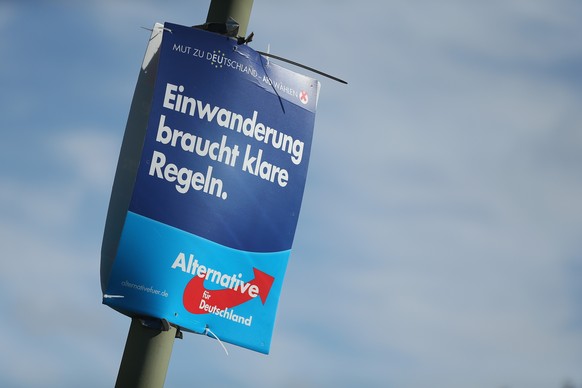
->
<box><xmin>102</xmin><ymin>22</ymin><xmax>320</xmax><ymax>354</ymax></box>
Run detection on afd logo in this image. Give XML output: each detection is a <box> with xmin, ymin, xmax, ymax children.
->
<box><xmin>171</xmin><ymin>252</ymin><xmax>275</xmax><ymax>327</ymax></box>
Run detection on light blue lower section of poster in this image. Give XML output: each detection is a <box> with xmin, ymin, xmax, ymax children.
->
<box><xmin>104</xmin><ymin>211</ymin><xmax>290</xmax><ymax>354</ymax></box>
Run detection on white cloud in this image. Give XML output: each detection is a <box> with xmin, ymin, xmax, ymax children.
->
<box><xmin>52</xmin><ymin>129</ymin><xmax>120</xmax><ymax>191</ymax></box>
<box><xmin>0</xmin><ymin>127</ymin><xmax>124</xmax><ymax>386</ymax></box>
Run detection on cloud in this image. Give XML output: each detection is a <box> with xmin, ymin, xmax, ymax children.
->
<box><xmin>0</xmin><ymin>126</ymin><xmax>125</xmax><ymax>386</ymax></box>
<box><xmin>52</xmin><ymin>129</ymin><xmax>121</xmax><ymax>191</ymax></box>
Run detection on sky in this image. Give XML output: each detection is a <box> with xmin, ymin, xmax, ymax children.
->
<box><xmin>1</xmin><ymin>0</ymin><xmax>582</xmax><ymax>387</ymax></box>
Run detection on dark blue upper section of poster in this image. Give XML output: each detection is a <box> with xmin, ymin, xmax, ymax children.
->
<box><xmin>128</xmin><ymin>23</ymin><xmax>319</xmax><ymax>253</ymax></box>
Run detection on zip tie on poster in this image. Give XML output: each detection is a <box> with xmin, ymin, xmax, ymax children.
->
<box><xmin>140</xmin><ymin>26</ymin><xmax>172</xmax><ymax>42</ymax></box>
<box><xmin>266</xmin><ymin>44</ymin><xmax>271</xmax><ymax>66</ymax></box>
<box><xmin>140</xmin><ymin>26</ymin><xmax>173</xmax><ymax>34</ymax></box>
<box><xmin>256</xmin><ymin>50</ymin><xmax>347</xmax><ymax>84</ymax></box>
<box><xmin>232</xmin><ymin>45</ymin><xmax>250</xmax><ymax>59</ymax></box>
<box><xmin>205</xmin><ymin>325</ymin><xmax>229</xmax><ymax>356</ymax></box>
<box><xmin>103</xmin><ymin>294</ymin><xmax>124</xmax><ymax>299</ymax></box>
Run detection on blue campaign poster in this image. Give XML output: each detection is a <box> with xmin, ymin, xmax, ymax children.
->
<box><xmin>103</xmin><ymin>22</ymin><xmax>320</xmax><ymax>354</ymax></box>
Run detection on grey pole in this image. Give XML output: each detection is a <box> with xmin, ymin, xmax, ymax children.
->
<box><xmin>206</xmin><ymin>0</ymin><xmax>254</xmax><ymax>37</ymax></box>
<box><xmin>112</xmin><ymin>1</ymin><xmax>254</xmax><ymax>387</ymax></box>
<box><xmin>115</xmin><ymin>319</ymin><xmax>177</xmax><ymax>388</ymax></box>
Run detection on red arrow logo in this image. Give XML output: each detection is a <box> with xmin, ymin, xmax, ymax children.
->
<box><xmin>183</xmin><ymin>268</ymin><xmax>275</xmax><ymax>314</ymax></box>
